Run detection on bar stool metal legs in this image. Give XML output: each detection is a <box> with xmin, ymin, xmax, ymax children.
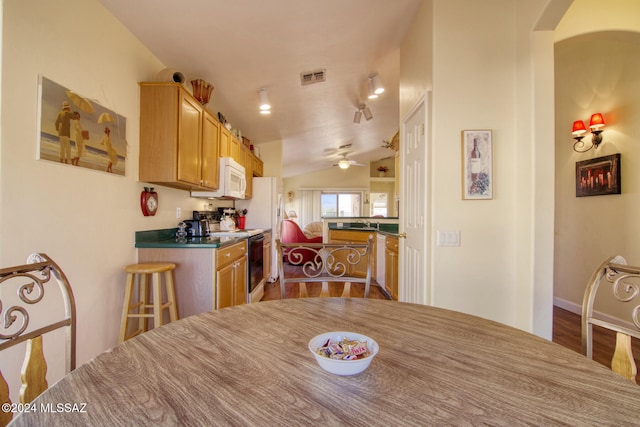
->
<box><xmin>119</xmin><ymin>262</ymin><xmax>178</xmax><ymax>343</ymax></box>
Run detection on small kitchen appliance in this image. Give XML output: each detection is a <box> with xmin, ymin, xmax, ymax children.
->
<box><xmin>183</xmin><ymin>212</ymin><xmax>210</xmax><ymax>238</ymax></box>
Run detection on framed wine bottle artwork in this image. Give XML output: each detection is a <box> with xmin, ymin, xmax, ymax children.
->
<box><xmin>461</xmin><ymin>130</ymin><xmax>493</xmax><ymax>200</ymax></box>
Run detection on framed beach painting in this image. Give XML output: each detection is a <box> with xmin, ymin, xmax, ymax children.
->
<box><xmin>37</xmin><ymin>75</ymin><xmax>127</xmax><ymax>175</ymax></box>
<box><xmin>461</xmin><ymin>129</ymin><xmax>492</xmax><ymax>200</ymax></box>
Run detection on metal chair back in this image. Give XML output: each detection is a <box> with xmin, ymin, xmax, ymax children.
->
<box><xmin>276</xmin><ymin>235</ymin><xmax>374</xmax><ymax>299</ymax></box>
<box><xmin>582</xmin><ymin>255</ymin><xmax>640</xmax><ymax>382</ymax></box>
<box><xmin>0</xmin><ymin>253</ymin><xmax>76</xmax><ymax>425</ymax></box>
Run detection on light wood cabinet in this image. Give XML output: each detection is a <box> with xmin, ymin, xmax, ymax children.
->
<box><xmin>240</xmin><ymin>143</ymin><xmax>253</xmax><ymax>199</ymax></box>
<box><xmin>328</xmin><ymin>230</ymin><xmax>376</xmax><ymax>277</ymax></box>
<box><xmin>219</xmin><ymin>125</ymin><xmax>231</xmax><ymax>158</ymax></box>
<box><xmin>253</xmin><ymin>156</ymin><xmax>264</xmax><ymax>177</ymax></box>
<box><xmin>219</xmin><ymin>125</ymin><xmax>241</xmax><ymax>162</ymax></box>
<box><xmin>215</xmin><ymin>240</ymin><xmax>247</xmax><ymax>310</ymax></box>
<box><xmin>202</xmin><ymin>111</ymin><xmax>220</xmax><ymax>189</ymax></box>
<box><xmin>385</xmin><ymin>236</ymin><xmax>399</xmax><ymax>300</ymax></box>
<box><xmin>139</xmin><ymin>82</ymin><xmax>220</xmax><ymax>191</ymax></box>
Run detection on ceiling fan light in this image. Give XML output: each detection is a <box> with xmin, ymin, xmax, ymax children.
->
<box><xmin>372</xmin><ymin>74</ymin><xmax>384</xmax><ymax>95</ymax></box>
<box><xmin>338</xmin><ymin>159</ymin><xmax>350</xmax><ymax>169</ymax></box>
<box><xmin>258</xmin><ymin>88</ymin><xmax>271</xmax><ymax>111</ymax></box>
<box><xmin>353</xmin><ymin>110</ymin><xmax>362</xmax><ymax>123</ymax></box>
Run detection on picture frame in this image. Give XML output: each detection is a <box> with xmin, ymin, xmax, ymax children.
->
<box><xmin>575</xmin><ymin>153</ymin><xmax>621</xmax><ymax>197</ymax></box>
<box><xmin>37</xmin><ymin>75</ymin><xmax>127</xmax><ymax>175</ymax></box>
<box><xmin>461</xmin><ymin>129</ymin><xmax>492</xmax><ymax>200</ymax></box>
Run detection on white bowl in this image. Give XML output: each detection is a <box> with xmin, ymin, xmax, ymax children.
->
<box><xmin>308</xmin><ymin>331</ymin><xmax>379</xmax><ymax>376</ymax></box>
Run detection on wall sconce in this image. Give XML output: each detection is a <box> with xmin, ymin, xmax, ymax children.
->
<box><xmin>287</xmin><ymin>191</ymin><xmax>294</xmax><ymax>201</ymax></box>
<box><xmin>571</xmin><ymin>113</ymin><xmax>605</xmax><ymax>152</ymax></box>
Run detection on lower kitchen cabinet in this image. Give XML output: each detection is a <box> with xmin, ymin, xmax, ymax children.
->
<box><xmin>215</xmin><ymin>241</ymin><xmax>247</xmax><ymax>309</ymax></box>
<box><xmin>385</xmin><ymin>236</ymin><xmax>399</xmax><ymax>300</ymax></box>
<box><xmin>328</xmin><ymin>229</ymin><xmax>376</xmax><ymax>278</ymax></box>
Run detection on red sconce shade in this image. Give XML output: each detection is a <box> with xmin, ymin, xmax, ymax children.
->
<box><xmin>572</xmin><ymin>120</ymin><xmax>587</xmax><ymax>135</ymax></box>
<box><xmin>589</xmin><ymin>113</ymin><xmax>605</xmax><ymax>129</ymax></box>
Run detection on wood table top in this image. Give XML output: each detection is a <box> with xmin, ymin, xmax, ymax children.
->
<box><xmin>11</xmin><ymin>298</ymin><xmax>640</xmax><ymax>426</ymax></box>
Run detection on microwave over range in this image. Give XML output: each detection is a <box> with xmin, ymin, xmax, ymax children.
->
<box><xmin>191</xmin><ymin>157</ymin><xmax>246</xmax><ymax>200</ymax></box>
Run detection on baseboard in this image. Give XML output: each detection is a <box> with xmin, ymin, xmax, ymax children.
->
<box><xmin>554</xmin><ymin>296</ymin><xmax>637</xmax><ymax>330</ymax></box>
<box><xmin>553</xmin><ymin>297</ymin><xmax>581</xmax><ymax>315</ymax></box>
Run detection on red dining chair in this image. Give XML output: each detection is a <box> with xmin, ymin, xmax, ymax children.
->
<box><xmin>280</xmin><ymin>220</ymin><xmax>322</xmax><ymax>264</ymax></box>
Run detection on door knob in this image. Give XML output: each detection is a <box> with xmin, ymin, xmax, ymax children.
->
<box><xmin>398</xmin><ymin>232</ymin><xmax>407</xmax><ymax>239</ymax></box>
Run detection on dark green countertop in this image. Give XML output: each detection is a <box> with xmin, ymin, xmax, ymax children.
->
<box><xmin>135</xmin><ymin>228</ymin><xmax>246</xmax><ymax>249</ymax></box>
<box><xmin>327</xmin><ymin>222</ymin><xmax>399</xmax><ymax>235</ymax></box>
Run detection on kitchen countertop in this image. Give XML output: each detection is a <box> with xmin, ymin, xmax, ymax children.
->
<box><xmin>135</xmin><ymin>228</ymin><xmax>254</xmax><ymax>249</ymax></box>
<box><xmin>327</xmin><ymin>222</ymin><xmax>399</xmax><ymax>236</ymax></box>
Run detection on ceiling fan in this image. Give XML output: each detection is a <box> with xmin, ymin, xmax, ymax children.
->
<box><xmin>333</xmin><ymin>153</ymin><xmax>366</xmax><ymax>170</ymax></box>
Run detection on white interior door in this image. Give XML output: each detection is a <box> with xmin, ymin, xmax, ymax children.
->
<box><xmin>399</xmin><ymin>93</ymin><xmax>430</xmax><ymax>305</ymax></box>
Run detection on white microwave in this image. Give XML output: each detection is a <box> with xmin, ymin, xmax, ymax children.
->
<box><xmin>191</xmin><ymin>157</ymin><xmax>246</xmax><ymax>199</ymax></box>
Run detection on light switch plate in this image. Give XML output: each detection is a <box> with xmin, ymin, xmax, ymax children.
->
<box><xmin>437</xmin><ymin>230</ymin><xmax>460</xmax><ymax>247</ymax></box>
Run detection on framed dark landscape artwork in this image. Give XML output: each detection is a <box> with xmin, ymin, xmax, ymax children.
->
<box><xmin>575</xmin><ymin>153</ymin><xmax>621</xmax><ymax>197</ymax></box>
<box><xmin>37</xmin><ymin>75</ymin><xmax>127</xmax><ymax>175</ymax></box>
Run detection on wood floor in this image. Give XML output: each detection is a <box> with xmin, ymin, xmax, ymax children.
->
<box><xmin>263</xmin><ymin>273</ymin><xmax>639</xmax><ymax>384</ymax></box>
<box><xmin>552</xmin><ymin>305</ymin><xmax>640</xmax><ymax>383</ymax></box>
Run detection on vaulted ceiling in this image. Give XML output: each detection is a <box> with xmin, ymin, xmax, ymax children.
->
<box><xmin>98</xmin><ymin>0</ymin><xmax>422</xmax><ymax>177</ymax></box>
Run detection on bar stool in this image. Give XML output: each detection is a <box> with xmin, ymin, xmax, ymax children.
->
<box><xmin>119</xmin><ymin>262</ymin><xmax>178</xmax><ymax>343</ymax></box>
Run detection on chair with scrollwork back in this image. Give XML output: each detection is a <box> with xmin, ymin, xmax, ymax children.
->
<box><xmin>0</xmin><ymin>254</ymin><xmax>76</xmax><ymax>426</ymax></box>
<box><xmin>276</xmin><ymin>235</ymin><xmax>374</xmax><ymax>299</ymax></box>
<box><xmin>582</xmin><ymin>255</ymin><xmax>640</xmax><ymax>383</ymax></box>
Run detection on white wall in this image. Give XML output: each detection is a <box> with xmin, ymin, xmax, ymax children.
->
<box><xmin>554</xmin><ymin>31</ymin><xmax>640</xmax><ymax>316</ymax></box>
<box><xmin>0</xmin><ymin>0</ymin><xmax>206</xmax><ymax>392</ymax></box>
<box><xmin>552</xmin><ymin>2</ymin><xmax>640</xmax><ymax>318</ymax></box>
<box><xmin>401</xmin><ymin>0</ymin><xmax>559</xmax><ymax>337</ymax></box>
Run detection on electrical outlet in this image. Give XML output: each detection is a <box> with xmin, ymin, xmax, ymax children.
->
<box><xmin>176</xmin><ymin>207</ymin><xmax>182</xmax><ymax>218</ymax></box>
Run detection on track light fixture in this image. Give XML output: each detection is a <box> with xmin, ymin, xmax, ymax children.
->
<box><xmin>353</xmin><ymin>104</ymin><xmax>372</xmax><ymax>123</ymax></box>
<box><xmin>367</xmin><ymin>74</ymin><xmax>384</xmax><ymax>99</ymax></box>
<box><xmin>371</xmin><ymin>74</ymin><xmax>384</xmax><ymax>95</ymax></box>
<box><xmin>367</xmin><ymin>79</ymin><xmax>378</xmax><ymax>99</ymax></box>
<box><xmin>258</xmin><ymin>88</ymin><xmax>271</xmax><ymax>115</ymax></box>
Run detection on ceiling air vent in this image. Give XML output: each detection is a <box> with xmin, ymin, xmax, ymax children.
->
<box><xmin>300</xmin><ymin>69</ymin><xmax>326</xmax><ymax>86</ymax></box>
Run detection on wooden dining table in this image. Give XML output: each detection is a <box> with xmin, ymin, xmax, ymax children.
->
<box><xmin>10</xmin><ymin>298</ymin><xmax>640</xmax><ymax>426</ymax></box>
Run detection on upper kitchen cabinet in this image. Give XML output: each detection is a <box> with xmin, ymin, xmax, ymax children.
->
<box><xmin>240</xmin><ymin>143</ymin><xmax>253</xmax><ymax>199</ymax></box>
<box><xmin>139</xmin><ymin>82</ymin><xmax>220</xmax><ymax>191</ymax></box>
<box><xmin>219</xmin><ymin>125</ymin><xmax>241</xmax><ymax>163</ymax></box>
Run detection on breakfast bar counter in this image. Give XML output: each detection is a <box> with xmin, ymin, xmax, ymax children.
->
<box><xmin>134</xmin><ymin>228</ymin><xmax>245</xmax><ymax>248</ymax></box>
<box><xmin>10</xmin><ymin>298</ymin><xmax>640</xmax><ymax>426</ymax></box>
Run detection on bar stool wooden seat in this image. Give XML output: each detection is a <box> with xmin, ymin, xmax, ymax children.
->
<box><xmin>119</xmin><ymin>262</ymin><xmax>178</xmax><ymax>343</ymax></box>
